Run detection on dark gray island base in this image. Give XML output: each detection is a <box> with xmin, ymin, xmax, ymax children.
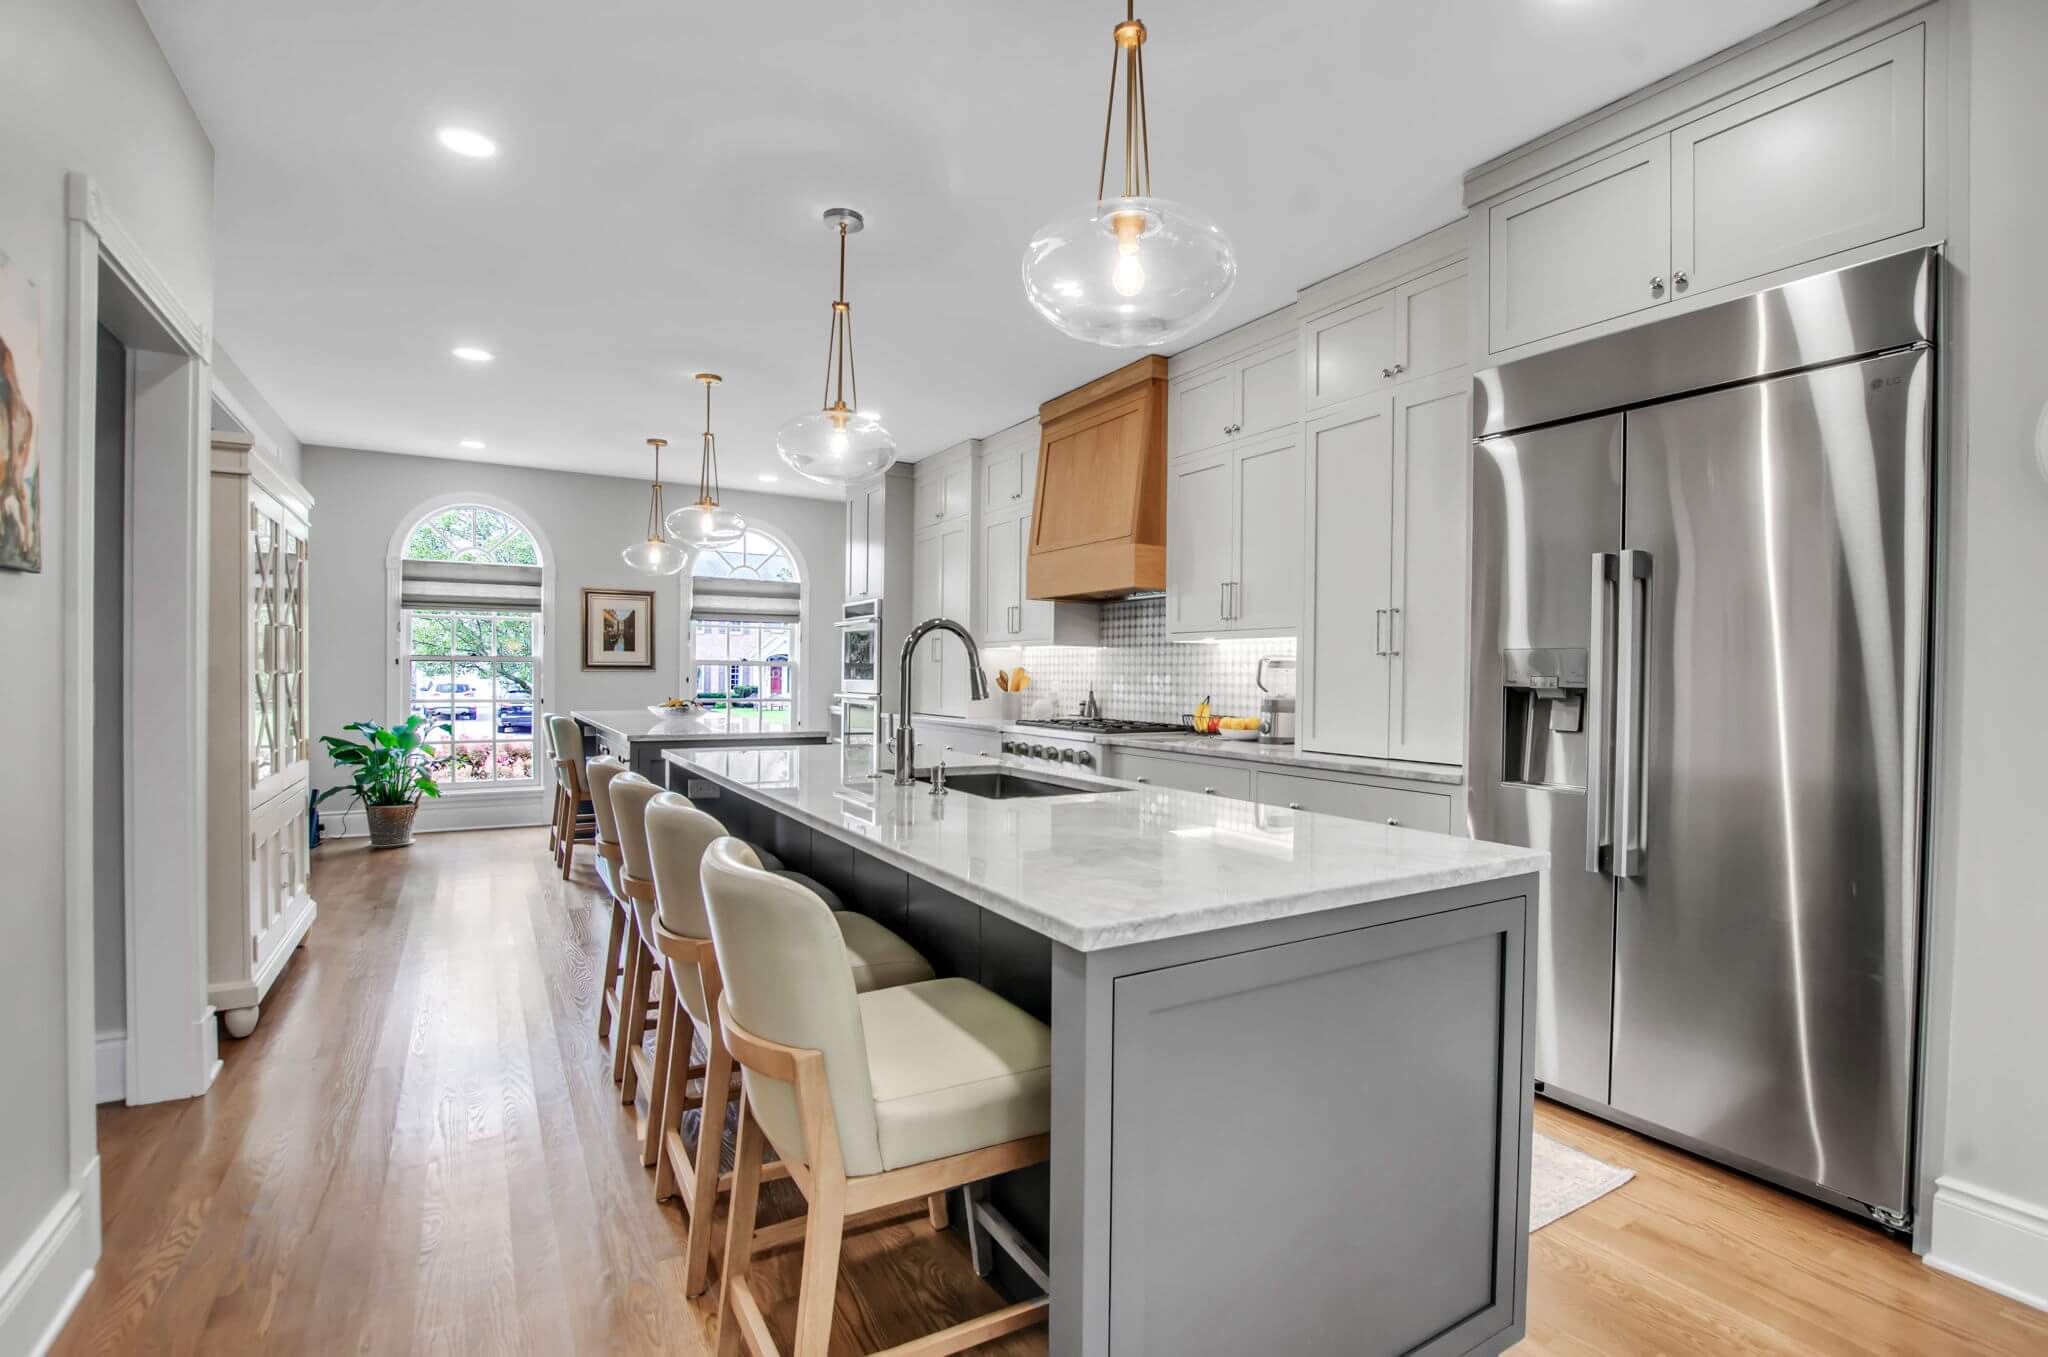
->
<box><xmin>668</xmin><ymin>745</ymin><xmax>1540</xmax><ymax>1356</ymax></box>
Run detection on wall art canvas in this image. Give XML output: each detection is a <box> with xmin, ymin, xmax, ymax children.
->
<box><xmin>0</xmin><ymin>255</ymin><xmax>42</xmax><ymax>572</ymax></box>
<box><xmin>582</xmin><ymin>587</ymin><xmax>656</xmax><ymax>668</ymax></box>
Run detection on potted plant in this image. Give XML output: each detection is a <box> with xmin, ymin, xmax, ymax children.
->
<box><xmin>314</xmin><ymin>714</ymin><xmax>452</xmax><ymax>848</ymax></box>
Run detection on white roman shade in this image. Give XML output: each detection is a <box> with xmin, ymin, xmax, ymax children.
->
<box><xmin>399</xmin><ymin>559</ymin><xmax>544</xmax><ymax>612</ymax></box>
<box><xmin>690</xmin><ymin>577</ymin><xmax>800</xmax><ymax>623</ymax></box>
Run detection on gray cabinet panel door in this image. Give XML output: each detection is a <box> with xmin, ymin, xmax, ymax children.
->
<box><xmin>1110</xmin><ymin>900</ymin><xmax>1527</xmax><ymax>1355</ymax></box>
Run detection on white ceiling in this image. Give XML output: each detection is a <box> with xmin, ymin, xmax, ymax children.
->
<box><xmin>142</xmin><ymin>0</ymin><xmax>1809</xmax><ymax>498</ymax></box>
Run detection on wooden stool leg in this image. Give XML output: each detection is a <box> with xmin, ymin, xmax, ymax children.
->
<box><xmin>642</xmin><ymin>971</ymin><xmax>678</xmax><ymax>1168</ymax></box>
<box><xmin>559</xmin><ymin>803</ymin><xmax>576</xmax><ymax>878</ymax></box>
<box><xmin>653</xmin><ymin>1003</ymin><xmax>697</xmax><ymax>1202</ymax></box>
<box><xmin>613</xmin><ymin>938</ymin><xmax>644</xmax><ymax>1089</ymax></box>
<box><xmin>716</xmin><ymin>1090</ymin><xmax>768</xmax><ymax>1357</ymax></box>
<box><xmin>597</xmin><ymin>899</ymin><xmax>626</xmax><ymax>1042</ymax></box>
<box><xmin>926</xmin><ymin>1191</ymin><xmax>950</xmax><ymax>1230</ymax></box>
<box><xmin>791</xmin><ymin>1168</ymin><xmax>848</xmax><ymax>1357</ymax></box>
<box><xmin>682</xmin><ymin>1030</ymin><xmax>735</xmax><ymax>1298</ymax></box>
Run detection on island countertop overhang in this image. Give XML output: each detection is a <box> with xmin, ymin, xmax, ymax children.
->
<box><xmin>664</xmin><ymin>743</ymin><xmax>1546</xmax><ymax>953</ymax></box>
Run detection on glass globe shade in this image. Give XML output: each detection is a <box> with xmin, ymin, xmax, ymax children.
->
<box><xmin>1021</xmin><ymin>195</ymin><xmax>1237</xmax><ymax>348</ymax></box>
<box><xmin>776</xmin><ymin>408</ymin><xmax>897</xmax><ymax>485</ymax></box>
<box><xmin>668</xmin><ymin>501</ymin><xmax>747</xmax><ymax>549</ymax></box>
<box><xmin>621</xmin><ymin>537</ymin><xmax>689</xmax><ymax>576</ymax></box>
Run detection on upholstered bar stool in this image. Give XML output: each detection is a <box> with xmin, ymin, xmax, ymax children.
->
<box><xmin>607</xmin><ymin>772</ymin><xmax>668</xmax><ymax>1105</ymax></box>
<box><xmin>546</xmin><ymin>714</ymin><xmax>598</xmax><ymax>878</ymax></box>
<box><xmin>641</xmin><ymin>798</ymin><xmax>937</xmax><ymax>1293</ymax></box>
<box><xmin>540</xmin><ymin>711</ymin><xmax>560</xmax><ymax>858</ymax></box>
<box><xmin>583</xmin><ymin>755</ymin><xmax>631</xmax><ymax>1047</ymax></box>
<box><xmin>702</xmin><ymin>838</ymin><xmax>1052</xmax><ymax>1357</ymax></box>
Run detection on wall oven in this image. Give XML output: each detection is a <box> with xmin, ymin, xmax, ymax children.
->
<box><xmin>838</xmin><ymin>598</ymin><xmax>881</xmax><ymax>696</ymax></box>
<box><xmin>835</xmin><ymin>693</ymin><xmax>881</xmax><ymax>748</ymax></box>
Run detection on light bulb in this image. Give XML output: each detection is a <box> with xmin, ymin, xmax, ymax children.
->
<box><xmin>829</xmin><ymin>429</ymin><xmax>850</xmax><ymax>455</ymax></box>
<box><xmin>1112</xmin><ymin>241</ymin><xmax>1146</xmax><ymax>297</ymax></box>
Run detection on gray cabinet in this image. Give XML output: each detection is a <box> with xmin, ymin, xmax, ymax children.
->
<box><xmin>980</xmin><ymin>419</ymin><xmax>1039</xmax><ymax>513</ymax></box>
<box><xmin>913</xmin><ymin>719</ymin><xmax>1002</xmax><ymax>762</ymax></box>
<box><xmin>983</xmin><ymin>504</ymin><xmax>1097</xmax><ymax>647</ymax></box>
<box><xmin>844</xmin><ymin>478</ymin><xmax>885</xmax><ymax>601</ymax></box>
<box><xmin>1165</xmin><ymin>431</ymin><xmax>1302</xmax><ymax>639</ymax></box>
<box><xmin>1252</xmin><ymin>768</ymin><xmax>1451</xmax><ymax>834</ymax></box>
<box><xmin>911</xmin><ymin>520</ymin><xmax>973</xmax><ymax>715</ymax></box>
<box><xmin>1168</xmin><ymin>335</ymin><xmax>1298</xmax><ymax>459</ymax></box>
<box><xmin>1109</xmin><ymin>748</ymin><xmax>1254</xmax><ymax>801</ymax></box>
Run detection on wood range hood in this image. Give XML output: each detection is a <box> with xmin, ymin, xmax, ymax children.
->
<box><xmin>1026</xmin><ymin>356</ymin><xmax>1168</xmax><ymax>601</ymax></box>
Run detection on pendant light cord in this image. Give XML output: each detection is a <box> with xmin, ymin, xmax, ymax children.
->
<box><xmin>697</xmin><ymin>378</ymin><xmax>723</xmax><ymax>505</ymax></box>
<box><xmin>1096</xmin><ymin>1</ymin><xmax>1151</xmax><ymax>204</ymax></box>
<box><xmin>818</xmin><ymin>220</ymin><xmax>860</xmax><ymax>414</ymax></box>
<box><xmin>645</xmin><ymin>439</ymin><xmax>668</xmax><ymax>541</ymax></box>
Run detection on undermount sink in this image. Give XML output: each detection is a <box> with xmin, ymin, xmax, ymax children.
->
<box><xmin>914</xmin><ymin>768</ymin><xmax>1110</xmax><ymax>800</ymax></box>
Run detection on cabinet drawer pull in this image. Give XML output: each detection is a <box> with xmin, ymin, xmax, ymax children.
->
<box><xmin>1649</xmin><ymin>275</ymin><xmax>1666</xmax><ymax>297</ymax></box>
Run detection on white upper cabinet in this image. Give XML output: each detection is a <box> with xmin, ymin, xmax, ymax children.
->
<box><xmin>914</xmin><ymin>452</ymin><xmax>973</xmax><ymax>527</ymax></box>
<box><xmin>1487</xmin><ymin>138</ymin><xmax>1673</xmax><ymax>354</ymax></box>
<box><xmin>1301</xmin><ymin>397</ymin><xmax>1394</xmax><ymax>758</ymax></box>
<box><xmin>1471</xmin><ymin>15</ymin><xmax>1938</xmax><ymax>360</ymax></box>
<box><xmin>980</xmin><ymin>421</ymin><xmax>1039</xmax><ymax>514</ymax></box>
<box><xmin>1301</xmin><ymin>289</ymin><xmax>1397</xmax><ymax>414</ymax></box>
<box><xmin>1168</xmin><ymin>336</ymin><xmax>1300</xmax><ymax>459</ymax></box>
<box><xmin>981</xmin><ymin>511</ymin><xmax>1024</xmax><ymax>643</ymax></box>
<box><xmin>844</xmin><ymin>478</ymin><xmax>884</xmax><ymax>601</ymax></box>
<box><xmin>1166</xmin><ymin>450</ymin><xmax>1233</xmax><ymax>635</ymax></box>
<box><xmin>1387</xmin><ymin>374</ymin><xmax>1470</xmax><ymax>765</ymax></box>
<box><xmin>1395</xmin><ymin>264</ymin><xmax>1469</xmax><ymax>386</ymax></box>
<box><xmin>1230</xmin><ymin>434</ymin><xmax>1303</xmax><ymax>633</ymax></box>
<box><xmin>1672</xmin><ymin>26</ymin><xmax>1924</xmax><ymax>297</ymax></box>
<box><xmin>911</xmin><ymin>520</ymin><xmax>974</xmax><ymax>715</ymax></box>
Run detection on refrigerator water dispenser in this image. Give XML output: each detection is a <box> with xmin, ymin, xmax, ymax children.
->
<box><xmin>1500</xmin><ymin>647</ymin><xmax>1588</xmax><ymax>790</ymax></box>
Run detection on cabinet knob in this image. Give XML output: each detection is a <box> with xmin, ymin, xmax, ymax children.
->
<box><xmin>1387</xmin><ymin>817</ymin><xmax>1401</xmax><ymax>826</ymax></box>
<box><xmin>1389</xmin><ymin>363</ymin><xmax>1404</xmax><ymax>377</ymax></box>
<box><xmin>1673</xmin><ymin>270</ymin><xmax>1690</xmax><ymax>291</ymax></box>
<box><xmin>1649</xmin><ymin>275</ymin><xmax>1666</xmax><ymax>297</ymax></box>
<box><xmin>1288</xmin><ymin>801</ymin><xmax>1301</xmax><ymax>810</ymax></box>
<box><xmin>1203</xmin><ymin>786</ymin><xmax>1216</xmax><ymax>795</ymax></box>
<box><xmin>1136</xmin><ymin>776</ymin><xmax>1149</xmax><ymax>784</ymax></box>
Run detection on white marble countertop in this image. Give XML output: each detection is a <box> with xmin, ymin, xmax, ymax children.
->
<box><xmin>573</xmin><ymin>708</ymin><xmax>829</xmax><ymax>744</ymax></box>
<box><xmin>666</xmin><ymin>744</ymin><xmax>1542</xmax><ymax>952</ymax></box>
<box><xmin>909</xmin><ymin>713</ymin><xmax>1462</xmax><ymax>786</ymax></box>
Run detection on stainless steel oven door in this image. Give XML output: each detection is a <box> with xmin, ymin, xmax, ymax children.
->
<box><xmin>836</xmin><ymin>694</ymin><xmax>880</xmax><ymax>747</ymax></box>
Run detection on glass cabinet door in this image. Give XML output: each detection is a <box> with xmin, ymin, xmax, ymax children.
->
<box><xmin>250</xmin><ymin>503</ymin><xmax>279</xmax><ymax>784</ymax></box>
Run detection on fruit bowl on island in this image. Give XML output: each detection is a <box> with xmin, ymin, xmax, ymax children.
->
<box><xmin>648</xmin><ymin>699</ymin><xmax>698</xmax><ymax>717</ymax></box>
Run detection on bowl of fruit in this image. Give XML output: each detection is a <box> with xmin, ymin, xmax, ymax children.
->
<box><xmin>1190</xmin><ymin>698</ymin><xmax>1261</xmax><ymax>740</ymax></box>
<box><xmin>647</xmin><ymin>698</ymin><xmax>698</xmax><ymax>717</ymax></box>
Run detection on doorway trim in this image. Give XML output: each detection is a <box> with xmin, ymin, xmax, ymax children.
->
<box><xmin>61</xmin><ymin>169</ymin><xmax>216</xmax><ymax>1162</ymax></box>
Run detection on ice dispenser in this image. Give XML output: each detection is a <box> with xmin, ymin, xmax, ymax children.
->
<box><xmin>1500</xmin><ymin>647</ymin><xmax>1589</xmax><ymax>790</ymax></box>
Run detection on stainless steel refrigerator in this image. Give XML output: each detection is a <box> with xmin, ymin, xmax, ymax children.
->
<box><xmin>1467</xmin><ymin>248</ymin><xmax>1936</xmax><ymax>1227</ymax></box>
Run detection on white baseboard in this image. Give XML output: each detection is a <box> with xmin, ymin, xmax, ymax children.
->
<box><xmin>93</xmin><ymin>1035</ymin><xmax>124</xmax><ymax>1105</ymax></box>
<box><xmin>319</xmin><ymin>791</ymin><xmax>547</xmax><ymax>840</ymax></box>
<box><xmin>1927</xmin><ymin>1175</ymin><xmax>2048</xmax><ymax>1312</ymax></box>
<box><xmin>0</xmin><ymin>1158</ymin><xmax>100</xmax><ymax>1357</ymax></box>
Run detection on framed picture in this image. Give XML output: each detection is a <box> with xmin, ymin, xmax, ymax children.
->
<box><xmin>582</xmin><ymin>587</ymin><xmax>656</xmax><ymax>668</ymax></box>
<box><xmin>0</xmin><ymin>254</ymin><xmax>42</xmax><ymax>573</ymax></box>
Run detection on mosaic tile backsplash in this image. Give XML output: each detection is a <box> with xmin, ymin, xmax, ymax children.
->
<box><xmin>981</xmin><ymin>596</ymin><xmax>1295</xmax><ymax>724</ymax></box>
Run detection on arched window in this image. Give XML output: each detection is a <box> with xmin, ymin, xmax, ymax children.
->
<box><xmin>689</xmin><ymin>529</ymin><xmax>801</xmax><ymax>731</ymax></box>
<box><xmin>396</xmin><ymin>502</ymin><xmax>546</xmax><ymax>786</ymax></box>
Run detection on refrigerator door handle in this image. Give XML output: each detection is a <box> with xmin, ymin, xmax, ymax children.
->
<box><xmin>1614</xmin><ymin>549</ymin><xmax>1653</xmax><ymax>877</ymax></box>
<box><xmin>1586</xmin><ymin>553</ymin><xmax>1618</xmax><ymax>873</ymax></box>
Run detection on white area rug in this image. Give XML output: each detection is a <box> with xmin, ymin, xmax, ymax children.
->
<box><xmin>1530</xmin><ymin>1132</ymin><xmax>1634</xmax><ymax>1231</ymax></box>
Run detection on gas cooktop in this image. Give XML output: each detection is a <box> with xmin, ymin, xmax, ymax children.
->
<box><xmin>1015</xmin><ymin>718</ymin><xmax>1184</xmax><ymax>735</ymax></box>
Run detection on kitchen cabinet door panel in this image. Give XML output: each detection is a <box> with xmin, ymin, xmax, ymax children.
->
<box><xmin>1395</xmin><ymin>264</ymin><xmax>1468</xmax><ymax>386</ymax></box>
<box><xmin>1253</xmin><ymin>770</ymin><xmax>1452</xmax><ymax>833</ymax></box>
<box><xmin>1234</xmin><ymin>343</ymin><xmax>1299</xmax><ymax>440</ymax></box>
<box><xmin>1111</xmin><ymin>749</ymin><xmax>1254</xmax><ymax>800</ymax></box>
<box><xmin>1170</xmin><ymin>366</ymin><xmax>1238</xmax><ymax>459</ymax></box>
<box><xmin>939</xmin><ymin>522</ymin><xmax>973</xmax><ymax>712</ymax></box>
<box><xmin>982</xmin><ymin>512</ymin><xmax>1024</xmax><ymax>642</ymax></box>
<box><xmin>1231</xmin><ymin>434</ymin><xmax>1303</xmax><ymax>632</ymax></box>
<box><xmin>982</xmin><ymin>425</ymin><xmax>1039</xmax><ymax>513</ymax></box>
<box><xmin>1388</xmin><ymin>377</ymin><xmax>1470</xmax><ymax>766</ymax></box>
<box><xmin>1673</xmin><ymin>27</ymin><xmax>1923</xmax><ymax>296</ymax></box>
<box><xmin>1167</xmin><ymin>451</ymin><xmax>1233</xmax><ymax>635</ymax></box>
<box><xmin>1488</xmin><ymin>138</ymin><xmax>1671</xmax><ymax>353</ymax></box>
<box><xmin>1304</xmin><ymin>290</ymin><xmax>1397</xmax><ymax>413</ymax></box>
<box><xmin>1302</xmin><ymin>398</ymin><xmax>1394</xmax><ymax>758</ymax></box>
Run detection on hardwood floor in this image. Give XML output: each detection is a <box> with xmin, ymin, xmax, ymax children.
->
<box><xmin>55</xmin><ymin>828</ymin><xmax>2048</xmax><ymax>1355</ymax></box>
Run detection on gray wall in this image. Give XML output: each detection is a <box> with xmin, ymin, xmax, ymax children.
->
<box><xmin>0</xmin><ymin>0</ymin><xmax>214</xmax><ymax>1313</ymax></box>
<box><xmin>1925</xmin><ymin>0</ymin><xmax>2048</xmax><ymax>1303</ymax></box>
<box><xmin>301</xmin><ymin>445</ymin><xmax>844</xmax><ymax>827</ymax></box>
<box><xmin>211</xmin><ymin>340</ymin><xmax>304</xmax><ymax>483</ymax></box>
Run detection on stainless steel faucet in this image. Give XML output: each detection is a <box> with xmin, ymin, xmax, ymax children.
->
<box><xmin>894</xmin><ymin>617</ymin><xmax>990</xmax><ymax>786</ymax></box>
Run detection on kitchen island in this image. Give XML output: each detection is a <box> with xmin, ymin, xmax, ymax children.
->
<box><xmin>570</xmin><ymin>707</ymin><xmax>828</xmax><ymax>782</ymax></box>
<box><xmin>666</xmin><ymin>742</ymin><xmax>1546</xmax><ymax>1356</ymax></box>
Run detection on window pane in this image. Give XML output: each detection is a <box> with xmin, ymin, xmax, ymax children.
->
<box><xmin>696</xmin><ymin>665</ymin><xmax>728</xmax><ymax>698</ymax></box>
<box><xmin>496</xmin><ymin>740</ymin><xmax>535</xmax><ymax>782</ymax></box>
<box><xmin>407</xmin><ymin>612</ymin><xmax>449</xmax><ymax>655</ymax></box>
<box><xmin>497</xmin><ymin>614</ymin><xmax>534</xmax><ymax>656</ymax></box>
<box><xmin>496</xmin><ymin>662</ymin><xmax>534</xmax><ymax>700</ymax></box>
<box><xmin>449</xmin><ymin>742</ymin><xmax>492</xmax><ymax>782</ymax></box>
<box><xmin>693</xmin><ymin>621</ymin><xmax>731</xmax><ymax>663</ymax></box>
<box><xmin>728</xmin><ymin>624</ymin><xmax>765</xmax><ymax>662</ymax></box>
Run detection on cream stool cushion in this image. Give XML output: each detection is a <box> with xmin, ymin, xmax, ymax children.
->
<box><xmin>859</xmin><ymin>978</ymin><xmax>1052</xmax><ymax>1172</ymax></box>
<box><xmin>835</xmin><ymin>913</ymin><xmax>933</xmax><ymax>993</ymax></box>
<box><xmin>586</xmin><ymin>757</ymin><xmax>629</xmax><ymax>846</ymax></box>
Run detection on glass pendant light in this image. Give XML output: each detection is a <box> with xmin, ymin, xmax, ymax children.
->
<box><xmin>1021</xmin><ymin>2</ymin><xmax>1237</xmax><ymax>348</ymax></box>
<box><xmin>667</xmin><ymin>372</ymin><xmax>747</xmax><ymax>548</ymax></box>
<box><xmin>621</xmin><ymin>437</ymin><xmax>690</xmax><ymax>575</ymax></box>
<box><xmin>776</xmin><ymin>208</ymin><xmax>898</xmax><ymax>486</ymax></box>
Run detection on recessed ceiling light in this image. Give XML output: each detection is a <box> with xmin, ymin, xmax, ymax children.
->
<box><xmin>758</xmin><ymin>473</ymin><xmax>779</xmax><ymax>483</ymax></box>
<box><xmin>460</xmin><ymin>439</ymin><xmax>486</xmax><ymax>450</ymax></box>
<box><xmin>437</xmin><ymin>127</ymin><xmax>497</xmax><ymax>158</ymax></box>
<box><xmin>451</xmin><ymin>346</ymin><xmax>494</xmax><ymax>363</ymax></box>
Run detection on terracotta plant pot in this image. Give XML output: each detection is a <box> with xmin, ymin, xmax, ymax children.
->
<box><xmin>365</xmin><ymin>802</ymin><xmax>419</xmax><ymax>849</ymax></box>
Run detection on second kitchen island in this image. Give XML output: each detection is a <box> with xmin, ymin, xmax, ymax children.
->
<box><xmin>668</xmin><ymin>742</ymin><xmax>1546</xmax><ymax>1356</ymax></box>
